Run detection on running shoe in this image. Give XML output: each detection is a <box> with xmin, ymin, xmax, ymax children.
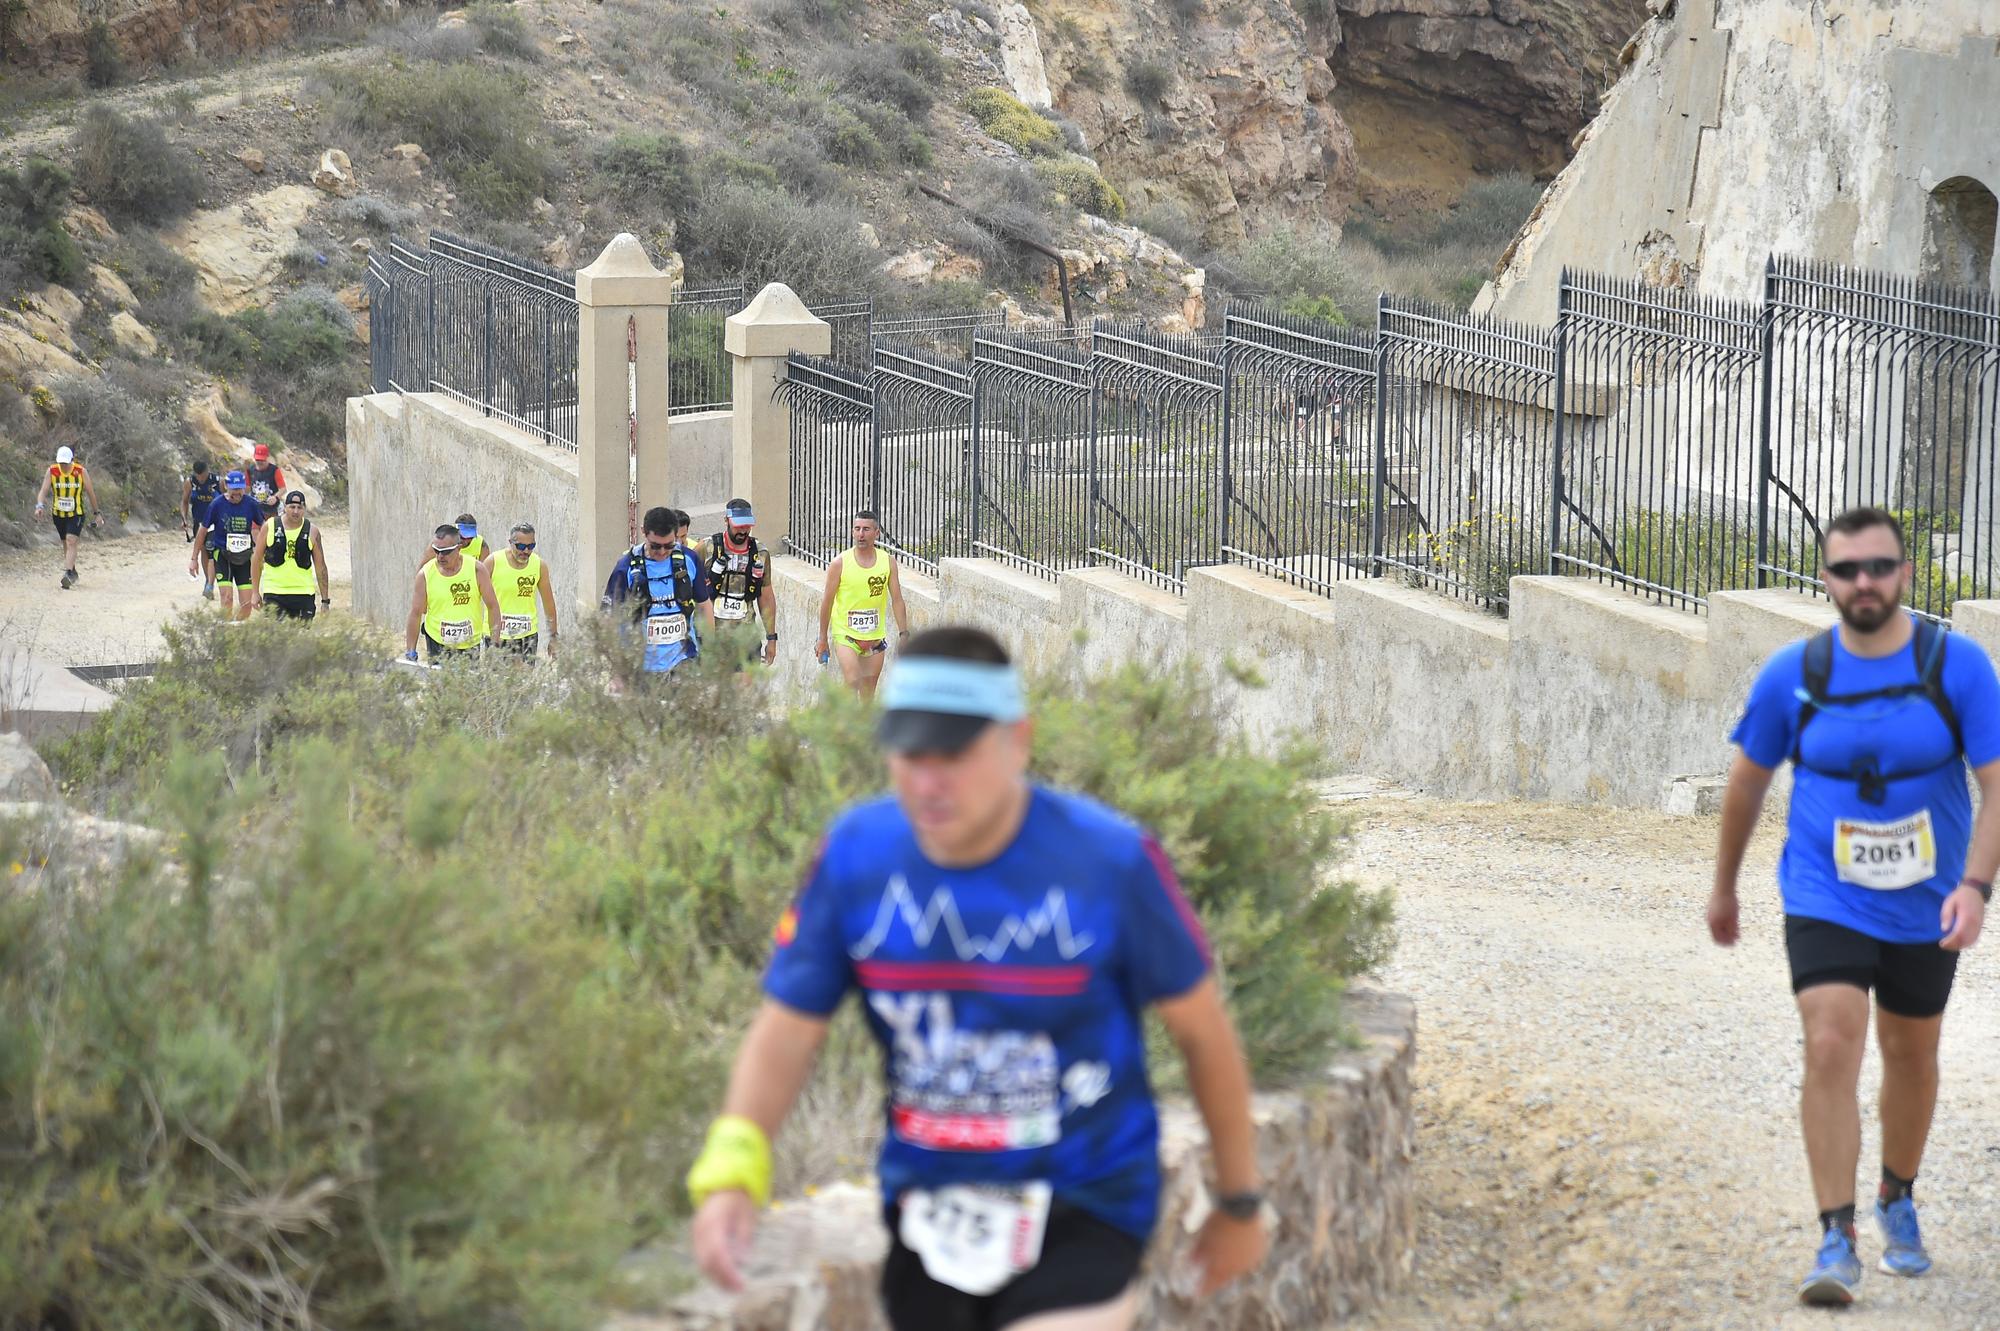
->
<box><xmin>1798</xmin><ymin>1227</ymin><xmax>1862</xmax><ymax>1305</ymax></box>
<box><xmin>59</xmin><ymin>569</ymin><xmax>75</xmax><ymax>590</ymax></box>
<box><xmin>202</xmin><ymin>581</ymin><xmax>215</xmax><ymax>601</ymax></box>
<box><xmin>1874</xmin><ymin>1196</ymin><xmax>1932</xmax><ymax>1277</ymax></box>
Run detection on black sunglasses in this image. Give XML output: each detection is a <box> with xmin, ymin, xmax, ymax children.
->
<box><xmin>513</xmin><ymin>541</ymin><xmax>536</xmax><ymax>553</ymax></box>
<box><xmin>643</xmin><ymin>539</ymin><xmax>675</xmax><ymax>554</ymax></box>
<box><xmin>1824</xmin><ymin>557</ymin><xmax>1902</xmax><ymax>581</ymax></box>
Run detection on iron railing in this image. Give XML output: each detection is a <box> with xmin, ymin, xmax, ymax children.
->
<box><xmin>971</xmin><ymin>332</ymin><xmax>1095</xmax><ymax>579</ymax></box>
<box><xmin>365</xmin><ymin>233</ymin><xmax>580</xmax><ymax>450</ymax></box>
<box><xmin>669</xmin><ymin>280</ymin><xmax>746</xmax><ymax>416</ymax></box>
<box><xmin>776</xmin><ymin>353</ymin><xmax>875</xmax><ymax>567</ymax></box>
<box><xmin>874</xmin><ymin>309</ymin><xmax>1008</xmax><ymax>359</ymax></box>
<box><xmin>1761</xmin><ymin>258</ymin><xmax>2000</xmax><ymax>620</ymax></box>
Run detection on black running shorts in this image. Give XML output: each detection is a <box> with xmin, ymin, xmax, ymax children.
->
<box><xmin>214</xmin><ymin>558</ymin><xmax>254</xmax><ymax>588</ymax></box>
<box><xmin>1785</xmin><ymin>914</ymin><xmax>1960</xmax><ymax>1018</ymax></box>
<box><xmin>51</xmin><ymin>514</ymin><xmax>83</xmax><ymax>539</ymax></box>
<box><xmin>495</xmin><ymin>632</ymin><xmax>539</xmax><ymax>657</ymax></box>
<box><xmin>263</xmin><ymin>593</ymin><xmax>318</xmax><ymax>621</ymax></box>
<box><xmin>879</xmin><ymin>1198</ymin><xmax>1144</xmax><ymax>1331</ymax></box>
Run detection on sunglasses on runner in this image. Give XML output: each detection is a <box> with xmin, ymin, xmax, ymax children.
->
<box><xmin>432</xmin><ymin>542</ymin><xmax>460</xmax><ymax>555</ymax></box>
<box><xmin>513</xmin><ymin>540</ymin><xmax>536</xmax><ymax>553</ymax></box>
<box><xmin>644</xmin><ymin>538</ymin><xmax>675</xmax><ymax>556</ymax></box>
<box><xmin>1825</xmin><ymin>557</ymin><xmax>1902</xmax><ymax>581</ymax></box>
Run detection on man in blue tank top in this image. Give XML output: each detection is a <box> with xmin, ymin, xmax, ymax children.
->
<box><xmin>1711</xmin><ymin>506</ymin><xmax>2000</xmax><ymax>1307</ymax></box>
<box><xmin>686</xmin><ymin>626</ymin><xmax>1268</xmax><ymax>1328</ymax></box>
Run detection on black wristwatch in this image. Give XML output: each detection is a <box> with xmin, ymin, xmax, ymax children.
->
<box><xmin>765</xmin><ymin>633</ymin><xmax>779</xmax><ymax>641</ymax></box>
<box><xmin>1961</xmin><ymin>878</ymin><xmax>1993</xmax><ymax>904</ymax></box>
<box><xmin>1213</xmin><ymin>1189</ymin><xmax>1264</xmax><ymax>1221</ymax></box>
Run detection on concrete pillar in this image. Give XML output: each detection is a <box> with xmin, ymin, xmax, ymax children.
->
<box><xmin>575</xmin><ymin>235</ymin><xmax>674</xmax><ymax>614</ymax></box>
<box><xmin>725</xmin><ymin>284</ymin><xmax>831</xmax><ymax>548</ymax></box>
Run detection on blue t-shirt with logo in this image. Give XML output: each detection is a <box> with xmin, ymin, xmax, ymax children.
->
<box><xmin>202</xmin><ymin>495</ymin><xmax>264</xmax><ymax>561</ymax></box>
<box><xmin>1732</xmin><ymin>617</ymin><xmax>2000</xmax><ymax>942</ymax></box>
<box><xmin>763</xmin><ymin>785</ymin><xmax>1212</xmax><ymax>1240</ymax></box>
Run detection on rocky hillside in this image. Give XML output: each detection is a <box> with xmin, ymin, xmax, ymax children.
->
<box><xmin>0</xmin><ymin>0</ymin><xmax>1644</xmax><ymax>552</ymax></box>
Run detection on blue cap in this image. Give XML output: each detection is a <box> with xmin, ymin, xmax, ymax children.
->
<box><xmin>225</xmin><ymin>470</ymin><xmax>246</xmax><ymax>487</ymax></box>
<box><xmin>457</xmin><ymin>521</ymin><xmax>478</xmax><ymax>538</ymax></box>
<box><xmin>726</xmin><ymin>501</ymin><xmax>755</xmax><ymax>527</ymax></box>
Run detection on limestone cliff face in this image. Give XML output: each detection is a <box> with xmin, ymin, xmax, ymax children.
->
<box><xmin>1033</xmin><ymin>0</ymin><xmax>1647</xmax><ymax>240</ymax></box>
<box><xmin>4</xmin><ymin>0</ymin><xmax>384</xmax><ymax>70</ymax></box>
<box><xmin>1326</xmin><ymin>0</ymin><xmax>1649</xmax><ymax>211</ymax></box>
<box><xmin>1038</xmin><ymin>0</ymin><xmax>1356</xmax><ymax>246</ymax></box>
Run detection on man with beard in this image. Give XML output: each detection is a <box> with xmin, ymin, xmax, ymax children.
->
<box><xmin>1709</xmin><ymin>506</ymin><xmax>2000</xmax><ymax>1306</ymax></box>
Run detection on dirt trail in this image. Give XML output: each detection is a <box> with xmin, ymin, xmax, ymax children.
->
<box><xmin>0</xmin><ymin>523</ymin><xmax>352</xmax><ymax>669</ymax></box>
<box><xmin>0</xmin><ymin>45</ymin><xmax>367</xmax><ymax>168</ymax></box>
<box><xmin>1336</xmin><ymin>791</ymin><xmax>2000</xmax><ymax>1330</ymax></box>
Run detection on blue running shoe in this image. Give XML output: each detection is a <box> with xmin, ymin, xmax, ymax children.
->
<box><xmin>1874</xmin><ymin>1196</ymin><xmax>1932</xmax><ymax>1277</ymax></box>
<box><xmin>1798</xmin><ymin>1227</ymin><xmax>1862</xmax><ymax>1305</ymax></box>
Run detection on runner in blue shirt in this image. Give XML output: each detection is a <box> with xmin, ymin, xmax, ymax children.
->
<box><xmin>599</xmin><ymin>506</ymin><xmax>713</xmax><ymax>675</ymax></box>
<box><xmin>1711</xmin><ymin>506</ymin><xmax>2000</xmax><ymax>1307</ymax></box>
<box><xmin>190</xmin><ymin>471</ymin><xmax>265</xmax><ymax>623</ymax></box>
<box><xmin>686</xmin><ymin>626</ymin><xmax>1268</xmax><ymax>1328</ymax></box>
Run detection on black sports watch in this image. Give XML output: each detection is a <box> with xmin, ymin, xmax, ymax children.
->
<box><xmin>1213</xmin><ymin>1189</ymin><xmax>1264</xmax><ymax>1221</ymax></box>
<box><xmin>765</xmin><ymin>633</ymin><xmax>779</xmax><ymax>641</ymax></box>
<box><xmin>1961</xmin><ymin>878</ymin><xmax>1993</xmax><ymax>904</ymax></box>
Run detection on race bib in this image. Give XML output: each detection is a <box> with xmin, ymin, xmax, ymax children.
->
<box><xmin>439</xmin><ymin>619</ymin><xmax>474</xmax><ymax>646</ymax></box>
<box><xmin>645</xmin><ymin>613</ymin><xmax>688</xmax><ymax>646</ymax></box>
<box><xmin>847</xmin><ymin>608</ymin><xmax>880</xmax><ymax>636</ymax></box>
<box><xmin>898</xmin><ymin>1182</ymin><xmax>1051</xmax><ymax>1296</ymax></box>
<box><xmin>500</xmin><ymin>613</ymin><xmax>533</xmax><ymax>639</ymax></box>
<box><xmin>716</xmin><ymin>596</ymin><xmax>749</xmax><ymax>621</ymax></box>
<box><xmin>225</xmin><ymin>532</ymin><xmax>253</xmax><ymax>555</ymax></box>
<box><xmin>53</xmin><ymin>497</ymin><xmax>76</xmax><ymax>514</ymax></box>
<box><xmin>1834</xmin><ymin>810</ymin><xmax>1937</xmax><ymax>891</ymax></box>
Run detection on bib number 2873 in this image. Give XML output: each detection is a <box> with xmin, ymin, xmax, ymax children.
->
<box><xmin>898</xmin><ymin>1182</ymin><xmax>1051</xmax><ymax>1296</ymax></box>
<box><xmin>1833</xmin><ymin>810</ymin><xmax>1936</xmax><ymax>891</ymax></box>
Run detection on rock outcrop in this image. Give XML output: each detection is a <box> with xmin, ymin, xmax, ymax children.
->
<box><xmin>4</xmin><ymin>0</ymin><xmax>392</xmax><ymax>73</ymax></box>
<box><xmin>164</xmin><ymin>182</ymin><xmax>319</xmax><ymax>314</ymax></box>
<box><xmin>1325</xmin><ymin>0</ymin><xmax>1649</xmax><ymax>211</ymax></box>
<box><xmin>1044</xmin><ymin>0</ymin><xmax>1356</xmax><ymax>245</ymax></box>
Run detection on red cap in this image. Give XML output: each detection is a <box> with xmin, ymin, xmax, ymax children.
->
<box><xmin>252</xmin><ymin>443</ymin><xmax>270</xmax><ymax>461</ymax></box>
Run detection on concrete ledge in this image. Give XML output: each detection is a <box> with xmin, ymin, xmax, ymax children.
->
<box><xmin>1</xmin><ymin>652</ymin><xmax>114</xmax><ymax>743</ymax></box>
<box><xmin>624</xmin><ymin>990</ymin><xmax>1417</xmax><ymax>1331</ymax></box>
<box><xmin>1187</xmin><ymin>564</ymin><xmax>1342</xmax><ymax>750</ymax></box>
<box><xmin>1062</xmin><ymin>568</ymin><xmax>1189</xmax><ymax>681</ymax></box>
<box><xmin>1510</xmin><ymin>577</ymin><xmax>1710</xmax><ymax>698</ymax></box>
<box><xmin>1331</xmin><ymin>579</ymin><xmax>1510</xmax><ymax>797</ymax></box>
<box><xmin>1947</xmin><ymin>599</ymin><xmax>2000</xmax><ymax>661</ymax></box>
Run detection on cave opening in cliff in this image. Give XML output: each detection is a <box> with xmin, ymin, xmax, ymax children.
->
<box><xmin>1920</xmin><ymin>175</ymin><xmax>1998</xmax><ymax>292</ymax></box>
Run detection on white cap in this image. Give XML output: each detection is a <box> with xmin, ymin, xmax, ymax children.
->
<box><xmin>55</xmin><ymin>446</ymin><xmax>73</xmax><ymax>464</ymax></box>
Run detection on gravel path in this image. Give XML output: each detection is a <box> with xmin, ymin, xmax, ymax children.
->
<box><xmin>0</xmin><ymin>523</ymin><xmax>352</xmax><ymax>669</ymax></box>
<box><xmin>1334</xmin><ymin>788</ymin><xmax>2000</xmax><ymax>1330</ymax></box>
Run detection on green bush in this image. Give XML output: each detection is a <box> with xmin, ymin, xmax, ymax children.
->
<box><xmin>592</xmin><ymin>131</ymin><xmax>700</xmax><ymax>215</ymax></box>
<box><xmin>0</xmin><ymin>157</ymin><xmax>85</xmax><ymax>289</ymax></box>
<box><xmin>24</xmin><ymin>609</ymin><xmax>1390</xmax><ymax>1321</ymax></box>
<box><xmin>33</xmin><ymin>371</ymin><xmax>182</xmax><ymax>525</ymax></box>
<box><xmin>1033</xmin><ymin>154</ymin><xmax>1125</xmax><ymax>220</ymax></box>
<box><xmin>72</xmin><ymin>107</ymin><xmax>205</xmax><ymax>226</ymax></box>
<box><xmin>1123</xmin><ymin>57</ymin><xmax>1172</xmax><ymax>105</ymax></box>
<box><xmin>966</xmin><ymin>86</ymin><xmax>1065</xmax><ymax>157</ymax></box>
<box><xmin>84</xmin><ymin>19</ymin><xmax>122</xmax><ymax>87</ymax></box>
<box><xmin>468</xmin><ymin>0</ymin><xmax>538</xmax><ymax>60</ymax></box>
<box><xmin>680</xmin><ymin>179</ymin><xmax>882</xmax><ymax>296</ymax></box>
<box><xmin>827</xmin><ymin>37</ymin><xmax>943</xmax><ymax>120</ymax></box>
<box><xmin>325</xmin><ymin>61</ymin><xmax>549</xmax><ymax>219</ymax></box>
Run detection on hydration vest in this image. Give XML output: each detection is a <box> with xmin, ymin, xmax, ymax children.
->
<box><xmin>625</xmin><ymin>545</ymin><xmax>692</xmax><ymax>623</ymax></box>
<box><xmin>265</xmin><ymin>516</ymin><xmax>314</xmax><ymax>570</ymax></box>
<box><xmin>250</xmin><ymin>462</ymin><xmax>282</xmax><ymax>508</ymax></box>
<box><xmin>1791</xmin><ymin>619</ymin><xmax>1963</xmax><ymax>806</ymax></box>
<box><xmin>190</xmin><ymin>471</ymin><xmax>221</xmax><ymax>510</ymax></box>
<box><xmin>707</xmin><ymin>532</ymin><xmax>765</xmax><ymax>618</ymax></box>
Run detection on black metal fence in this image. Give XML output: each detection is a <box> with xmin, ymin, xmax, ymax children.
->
<box><xmin>775</xmin><ymin>258</ymin><xmax>2000</xmax><ymax>622</ymax></box>
<box><xmin>668</xmin><ymin>280</ymin><xmax>745</xmax><ymax>416</ymax></box>
<box><xmin>364</xmin><ymin>232</ymin><xmax>580</xmax><ymax>450</ymax></box>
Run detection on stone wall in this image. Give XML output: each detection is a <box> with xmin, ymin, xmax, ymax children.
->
<box><xmin>617</xmin><ymin>990</ymin><xmax>1416</xmax><ymax>1331</ymax></box>
<box><xmin>347</xmin><ymin>392</ymin><xmax>583</xmax><ymax>630</ymax></box>
<box><xmin>1479</xmin><ymin>0</ymin><xmax>2000</xmax><ymax>324</ymax></box>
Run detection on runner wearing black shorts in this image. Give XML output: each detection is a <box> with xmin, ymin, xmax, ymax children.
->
<box><xmin>688</xmin><ymin>626</ymin><xmax>1269</xmax><ymax>1329</ymax></box>
<box><xmin>1711</xmin><ymin>506</ymin><xmax>1999</xmax><ymax>1307</ymax></box>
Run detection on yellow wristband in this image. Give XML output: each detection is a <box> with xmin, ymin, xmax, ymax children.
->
<box><xmin>687</xmin><ymin>1114</ymin><xmax>773</xmax><ymax>1209</ymax></box>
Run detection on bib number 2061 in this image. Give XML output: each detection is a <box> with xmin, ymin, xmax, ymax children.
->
<box><xmin>1833</xmin><ymin>810</ymin><xmax>1936</xmax><ymax>891</ymax></box>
